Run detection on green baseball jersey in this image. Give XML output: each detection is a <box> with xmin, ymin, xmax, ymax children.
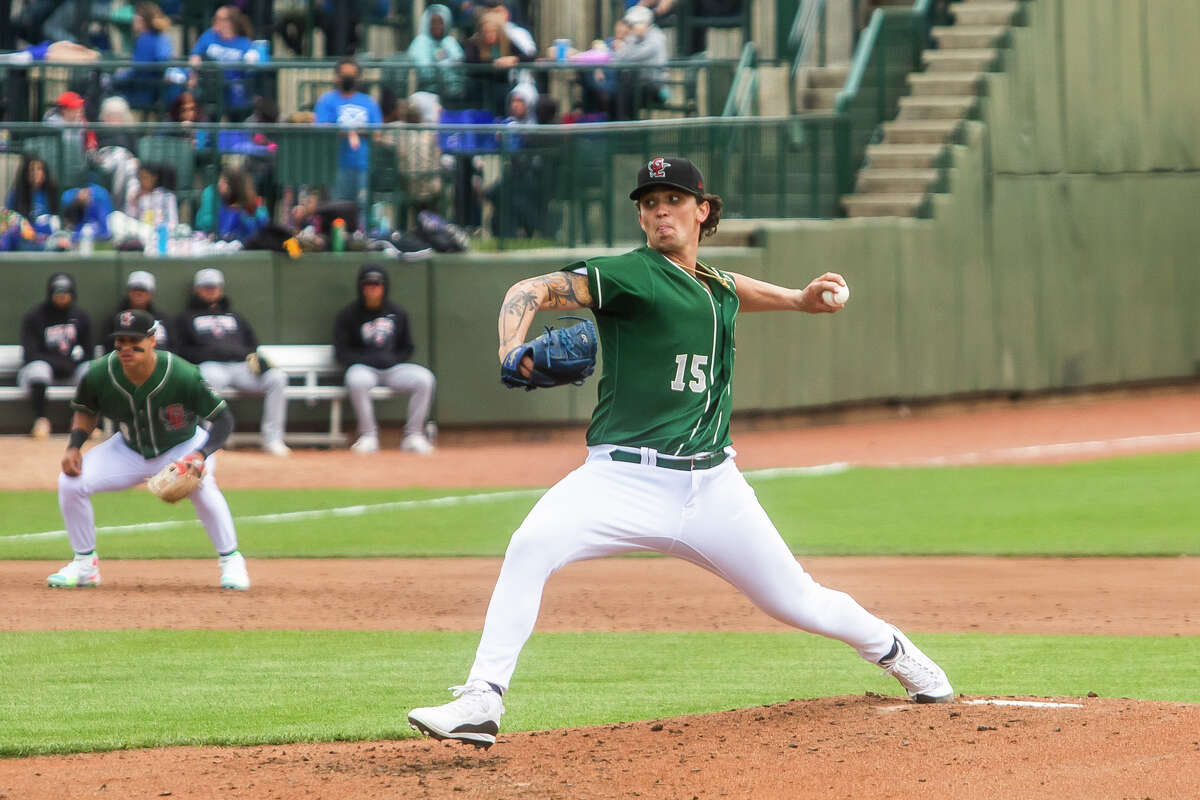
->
<box><xmin>580</xmin><ymin>246</ymin><xmax>740</xmax><ymax>456</ymax></box>
<box><xmin>72</xmin><ymin>351</ymin><xmax>227</xmax><ymax>458</ymax></box>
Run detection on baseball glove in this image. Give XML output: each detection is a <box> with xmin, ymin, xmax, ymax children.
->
<box><xmin>147</xmin><ymin>453</ymin><xmax>204</xmax><ymax>503</ymax></box>
<box><xmin>244</xmin><ymin>351</ymin><xmax>273</xmax><ymax>376</ymax></box>
<box><xmin>501</xmin><ymin>317</ymin><xmax>598</xmax><ymax>391</ymax></box>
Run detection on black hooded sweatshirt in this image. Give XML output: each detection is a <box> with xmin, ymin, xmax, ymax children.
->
<box><xmin>175</xmin><ymin>293</ymin><xmax>259</xmax><ymax>364</ymax></box>
<box><xmin>102</xmin><ymin>298</ymin><xmax>174</xmax><ymax>352</ymax></box>
<box><xmin>20</xmin><ymin>272</ymin><xmax>93</xmax><ymax>377</ymax></box>
<box><xmin>332</xmin><ymin>264</ymin><xmax>415</xmax><ymax>369</ymax></box>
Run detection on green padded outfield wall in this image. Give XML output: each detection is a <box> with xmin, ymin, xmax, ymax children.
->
<box><xmin>2</xmin><ymin>0</ymin><xmax>1197</xmax><ymax>429</ymax></box>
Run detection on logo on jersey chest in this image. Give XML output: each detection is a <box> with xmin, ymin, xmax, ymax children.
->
<box><xmin>648</xmin><ymin>157</ymin><xmax>671</xmax><ymax>178</ymax></box>
<box><xmin>158</xmin><ymin>403</ymin><xmax>192</xmax><ymax>431</ymax></box>
<box><xmin>361</xmin><ymin>316</ymin><xmax>396</xmax><ymax>347</ymax></box>
<box><xmin>44</xmin><ymin>323</ymin><xmax>78</xmax><ymax>354</ymax></box>
<box><xmin>195</xmin><ymin>314</ymin><xmax>239</xmax><ymax>339</ymax></box>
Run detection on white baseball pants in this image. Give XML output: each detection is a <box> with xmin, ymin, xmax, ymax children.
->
<box><xmin>344</xmin><ymin>363</ymin><xmax>436</xmax><ymax>438</ymax></box>
<box><xmin>467</xmin><ymin>446</ymin><xmax>897</xmax><ymax>690</ymax></box>
<box><xmin>198</xmin><ymin>361</ymin><xmax>288</xmax><ymax>444</ymax></box>
<box><xmin>58</xmin><ymin>428</ymin><xmax>239</xmax><ymax>556</ymax></box>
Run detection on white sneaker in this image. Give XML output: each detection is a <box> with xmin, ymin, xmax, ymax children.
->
<box><xmin>31</xmin><ymin>417</ymin><xmax>51</xmax><ymax>439</ymax></box>
<box><xmin>262</xmin><ymin>440</ymin><xmax>291</xmax><ymax>457</ymax></box>
<box><xmin>48</xmin><ymin>553</ymin><xmax>101</xmax><ymax>588</ymax></box>
<box><xmin>408</xmin><ymin>680</ymin><xmax>505</xmax><ymax>748</ymax></box>
<box><xmin>878</xmin><ymin>626</ymin><xmax>954</xmax><ymax>703</ymax></box>
<box><xmin>350</xmin><ymin>434</ymin><xmax>380</xmax><ymax>454</ymax></box>
<box><xmin>400</xmin><ymin>433</ymin><xmax>434</xmax><ymax>455</ymax></box>
<box><xmin>218</xmin><ymin>551</ymin><xmax>250</xmax><ymax>590</ymax></box>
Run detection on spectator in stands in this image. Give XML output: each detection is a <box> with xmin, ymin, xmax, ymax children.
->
<box><xmin>333</xmin><ymin>264</ymin><xmax>436</xmax><ymax>455</ymax></box>
<box><xmin>43</xmin><ymin>91</ymin><xmax>98</xmax><ymax>161</ymax></box>
<box><xmin>60</xmin><ymin>182</ymin><xmax>113</xmax><ymax>241</ymax></box>
<box><xmin>487</xmin><ymin>82</ymin><xmax>551</xmax><ymax>239</ymax></box>
<box><xmin>462</xmin><ymin>11</ymin><xmax>533</xmax><ymax>114</ymax></box>
<box><xmin>625</xmin><ymin>0</ymin><xmax>677</xmax><ymax>23</ymax></box>
<box><xmin>188</xmin><ymin>5</ymin><xmax>256</xmax><ymax>119</ymax></box>
<box><xmin>0</xmin><ymin>40</ymin><xmax>101</xmax><ymax>65</ymax></box>
<box><xmin>486</xmin><ymin>2</ymin><xmax>536</xmax><ymax>59</ymax></box>
<box><xmin>115</xmin><ymin>1</ymin><xmax>175</xmax><ymax>109</ymax></box>
<box><xmin>314</xmin><ymin>57</ymin><xmax>382</xmax><ymax>233</ymax></box>
<box><xmin>175</xmin><ymin>268</ymin><xmax>291</xmax><ymax>457</ymax></box>
<box><xmin>408</xmin><ymin>4</ymin><xmax>465</xmax><ymax>98</ymax></box>
<box><xmin>389</xmin><ymin>92</ymin><xmax>444</xmax><ymax>222</ymax></box>
<box><xmin>102</xmin><ymin>270</ymin><xmax>173</xmax><ymax>352</ymax></box>
<box><xmin>19</xmin><ymin>272</ymin><xmax>93</xmax><ymax>439</ymax></box>
<box><xmin>92</xmin><ymin>95</ymin><xmax>141</xmax><ymax>212</ymax></box>
<box><xmin>165</xmin><ymin>91</ymin><xmax>211</xmax><ymax>149</ymax></box>
<box><xmin>275</xmin><ymin>0</ymin><xmax>362</xmax><ymax>57</ymax></box>
<box><xmin>6</xmin><ymin>154</ymin><xmax>60</xmax><ymax>237</ymax></box>
<box><xmin>611</xmin><ymin>5</ymin><xmax>669</xmax><ymax>120</ymax></box>
<box><xmin>0</xmin><ymin>209</ymin><xmax>42</xmax><ymax>252</ymax></box>
<box><xmin>124</xmin><ymin>162</ymin><xmax>178</xmax><ymax>230</ymax></box>
<box><xmin>196</xmin><ymin>168</ymin><xmax>266</xmax><ymax>240</ymax></box>
<box><xmin>24</xmin><ymin>0</ymin><xmax>115</xmax><ymax>45</ymax></box>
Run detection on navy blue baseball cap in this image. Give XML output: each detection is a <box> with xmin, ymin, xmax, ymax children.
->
<box><xmin>630</xmin><ymin>156</ymin><xmax>705</xmax><ymax>200</ymax></box>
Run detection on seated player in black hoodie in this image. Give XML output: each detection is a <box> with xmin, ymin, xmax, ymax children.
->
<box><xmin>19</xmin><ymin>272</ymin><xmax>93</xmax><ymax>438</ymax></box>
<box><xmin>333</xmin><ymin>264</ymin><xmax>437</xmax><ymax>454</ymax></box>
<box><xmin>101</xmin><ymin>271</ymin><xmax>174</xmax><ymax>352</ymax></box>
<box><xmin>175</xmin><ymin>268</ymin><xmax>291</xmax><ymax>457</ymax></box>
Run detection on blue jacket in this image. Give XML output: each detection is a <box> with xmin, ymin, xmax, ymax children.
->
<box><xmin>191</xmin><ymin>30</ymin><xmax>254</xmax><ymax>109</ymax></box>
<box><xmin>60</xmin><ymin>184</ymin><xmax>113</xmax><ymax>240</ymax></box>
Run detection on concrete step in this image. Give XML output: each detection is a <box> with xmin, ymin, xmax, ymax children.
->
<box><xmin>801</xmin><ymin>87</ymin><xmax>841</xmax><ymax>110</ymax></box>
<box><xmin>953</xmin><ymin>1</ymin><xmax>1023</xmax><ymax>26</ymax></box>
<box><xmin>807</xmin><ymin>65</ymin><xmax>850</xmax><ymax>89</ymax></box>
<box><xmin>922</xmin><ymin>49</ymin><xmax>1001</xmax><ymax>73</ymax></box>
<box><xmin>864</xmin><ymin>144</ymin><xmax>948</xmax><ymax>169</ymax></box>
<box><xmin>842</xmin><ymin>193</ymin><xmax>929</xmax><ymax>218</ymax></box>
<box><xmin>932</xmin><ymin>25</ymin><xmax>1010</xmax><ymax>49</ymax></box>
<box><xmin>881</xmin><ymin>119</ymin><xmax>964</xmax><ymax>145</ymax></box>
<box><xmin>897</xmin><ymin>95</ymin><xmax>977</xmax><ymax>120</ymax></box>
<box><xmin>907</xmin><ymin>71</ymin><xmax>986</xmax><ymax>96</ymax></box>
<box><xmin>855</xmin><ymin>168</ymin><xmax>943</xmax><ymax>194</ymax></box>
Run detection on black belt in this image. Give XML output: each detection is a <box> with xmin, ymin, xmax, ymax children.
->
<box><xmin>609</xmin><ymin>449</ymin><xmax>728</xmax><ymax>471</ymax></box>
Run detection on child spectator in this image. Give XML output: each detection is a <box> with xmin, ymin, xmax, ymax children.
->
<box><xmin>408</xmin><ymin>4</ymin><xmax>465</xmax><ymax>98</ymax></box>
<box><xmin>6</xmin><ymin>154</ymin><xmax>60</xmax><ymax>236</ymax></box>
<box><xmin>196</xmin><ymin>168</ymin><xmax>266</xmax><ymax>240</ymax></box>
<box><xmin>60</xmin><ymin>183</ymin><xmax>114</xmax><ymax>241</ymax></box>
<box><xmin>125</xmin><ymin>162</ymin><xmax>178</xmax><ymax>231</ymax></box>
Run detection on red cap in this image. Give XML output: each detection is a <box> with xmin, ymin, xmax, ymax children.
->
<box><xmin>56</xmin><ymin>91</ymin><xmax>85</xmax><ymax>110</ymax></box>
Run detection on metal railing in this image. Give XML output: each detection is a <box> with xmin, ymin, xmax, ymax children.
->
<box><xmin>721</xmin><ymin>42</ymin><xmax>759</xmax><ymax>117</ymax></box>
<box><xmin>0</xmin><ymin>115</ymin><xmax>852</xmax><ymax>250</ymax></box>
<box><xmin>0</xmin><ymin>57</ymin><xmax>740</xmax><ymax>123</ymax></box>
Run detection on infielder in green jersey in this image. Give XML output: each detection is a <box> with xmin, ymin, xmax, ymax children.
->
<box><xmin>49</xmin><ymin>309</ymin><xmax>250</xmax><ymax>591</ymax></box>
<box><xmin>408</xmin><ymin>157</ymin><xmax>953</xmax><ymax>748</ymax></box>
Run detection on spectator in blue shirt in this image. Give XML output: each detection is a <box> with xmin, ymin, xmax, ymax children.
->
<box><xmin>116</xmin><ymin>2</ymin><xmax>175</xmax><ymax>109</ymax></box>
<box><xmin>188</xmin><ymin>5</ymin><xmax>256</xmax><ymax>117</ymax></box>
<box><xmin>6</xmin><ymin>155</ymin><xmax>60</xmax><ymax>237</ymax></box>
<box><xmin>314</xmin><ymin>58</ymin><xmax>383</xmax><ymax>232</ymax></box>
<box><xmin>60</xmin><ymin>183</ymin><xmax>113</xmax><ymax>241</ymax></box>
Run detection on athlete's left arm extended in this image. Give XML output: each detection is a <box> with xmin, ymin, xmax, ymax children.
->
<box><xmin>726</xmin><ymin>270</ymin><xmax>847</xmax><ymax>314</ymax></box>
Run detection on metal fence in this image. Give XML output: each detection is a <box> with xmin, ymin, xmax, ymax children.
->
<box><xmin>0</xmin><ymin>115</ymin><xmax>852</xmax><ymax>248</ymax></box>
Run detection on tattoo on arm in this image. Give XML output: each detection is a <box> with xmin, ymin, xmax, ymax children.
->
<box><xmin>498</xmin><ymin>271</ymin><xmax>594</xmax><ymax>350</ymax></box>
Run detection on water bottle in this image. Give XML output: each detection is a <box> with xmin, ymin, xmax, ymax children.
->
<box><xmin>253</xmin><ymin>39</ymin><xmax>271</xmax><ymax>63</ymax></box>
<box><xmin>156</xmin><ymin>221</ymin><xmax>168</xmax><ymax>256</ymax></box>
<box><xmin>331</xmin><ymin>218</ymin><xmax>346</xmax><ymax>252</ymax></box>
<box><xmin>79</xmin><ymin>224</ymin><xmax>94</xmax><ymax>256</ymax></box>
<box><xmin>554</xmin><ymin>38</ymin><xmax>570</xmax><ymax>62</ymax></box>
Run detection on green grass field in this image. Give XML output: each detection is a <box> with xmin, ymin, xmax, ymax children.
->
<box><xmin>1</xmin><ymin>452</ymin><xmax>1197</xmax><ymax>756</ymax></box>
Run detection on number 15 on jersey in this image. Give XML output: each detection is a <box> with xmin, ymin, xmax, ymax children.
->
<box><xmin>670</xmin><ymin>353</ymin><xmax>708</xmax><ymax>393</ymax></box>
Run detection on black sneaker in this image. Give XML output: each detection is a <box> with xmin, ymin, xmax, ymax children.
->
<box><xmin>390</xmin><ymin>231</ymin><xmax>434</xmax><ymax>260</ymax></box>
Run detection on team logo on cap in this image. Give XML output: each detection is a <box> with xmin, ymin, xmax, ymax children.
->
<box><xmin>648</xmin><ymin>157</ymin><xmax>671</xmax><ymax>178</ymax></box>
<box><xmin>120</xmin><ymin>311</ymin><xmax>136</xmax><ymax>329</ymax></box>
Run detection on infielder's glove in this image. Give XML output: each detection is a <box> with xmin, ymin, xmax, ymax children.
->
<box><xmin>245</xmin><ymin>351</ymin><xmax>273</xmax><ymax>376</ymax></box>
<box><xmin>500</xmin><ymin>317</ymin><xmax>598</xmax><ymax>390</ymax></box>
<box><xmin>147</xmin><ymin>453</ymin><xmax>204</xmax><ymax>503</ymax></box>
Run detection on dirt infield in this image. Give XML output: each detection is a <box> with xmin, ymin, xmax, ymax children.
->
<box><xmin>2</xmin><ymin>387</ymin><xmax>1198</xmax><ymax>798</ymax></box>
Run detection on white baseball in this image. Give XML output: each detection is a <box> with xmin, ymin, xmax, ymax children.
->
<box><xmin>822</xmin><ymin>284</ymin><xmax>850</xmax><ymax>306</ymax></box>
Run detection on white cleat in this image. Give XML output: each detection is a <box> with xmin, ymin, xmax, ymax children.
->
<box><xmin>408</xmin><ymin>680</ymin><xmax>505</xmax><ymax>748</ymax></box>
<box><xmin>878</xmin><ymin>626</ymin><xmax>954</xmax><ymax>703</ymax></box>
<box><xmin>262</xmin><ymin>440</ymin><xmax>292</xmax><ymax>457</ymax></box>
<box><xmin>350</xmin><ymin>434</ymin><xmax>380</xmax><ymax>454</ymax></box>
<box><xmin>48</xmin><ymin>553</ymin><xmax>101</xmax><ymax>588</ymax></box>
<box><xmin>400</xmin><ymin>433</ymin><xmax>435</xmax><ymax>456</ymax></box>
<box><xmin>218</xmin><ymin>551</ymin><xmax>250</xmax><ymax>590</ymax></box>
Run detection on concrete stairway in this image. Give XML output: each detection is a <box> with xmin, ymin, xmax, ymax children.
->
<box><xmin>796</xmin><ymin>64</ymin><xmax>850</xmax><ymax>112</ymax></box>
<box><xmin>841</xmin><ymin>0</ymin><xmax>1026</xmax><ymax>218</ymax></box>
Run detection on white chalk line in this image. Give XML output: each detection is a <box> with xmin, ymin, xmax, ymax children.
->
<box><xmin>962</xmin><ymin>699</ymin><xmax>1084</xmax><ymax>709</ymax></box>
<box><xmin>3</xmin><ymin>431</ymin><xmax>1196</xmax><ymax>543</ymax></box>
<box><xmin>883</xmin><ymin>431</ymin><xmax>1200</xmax><ymax>467</ymax></box>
